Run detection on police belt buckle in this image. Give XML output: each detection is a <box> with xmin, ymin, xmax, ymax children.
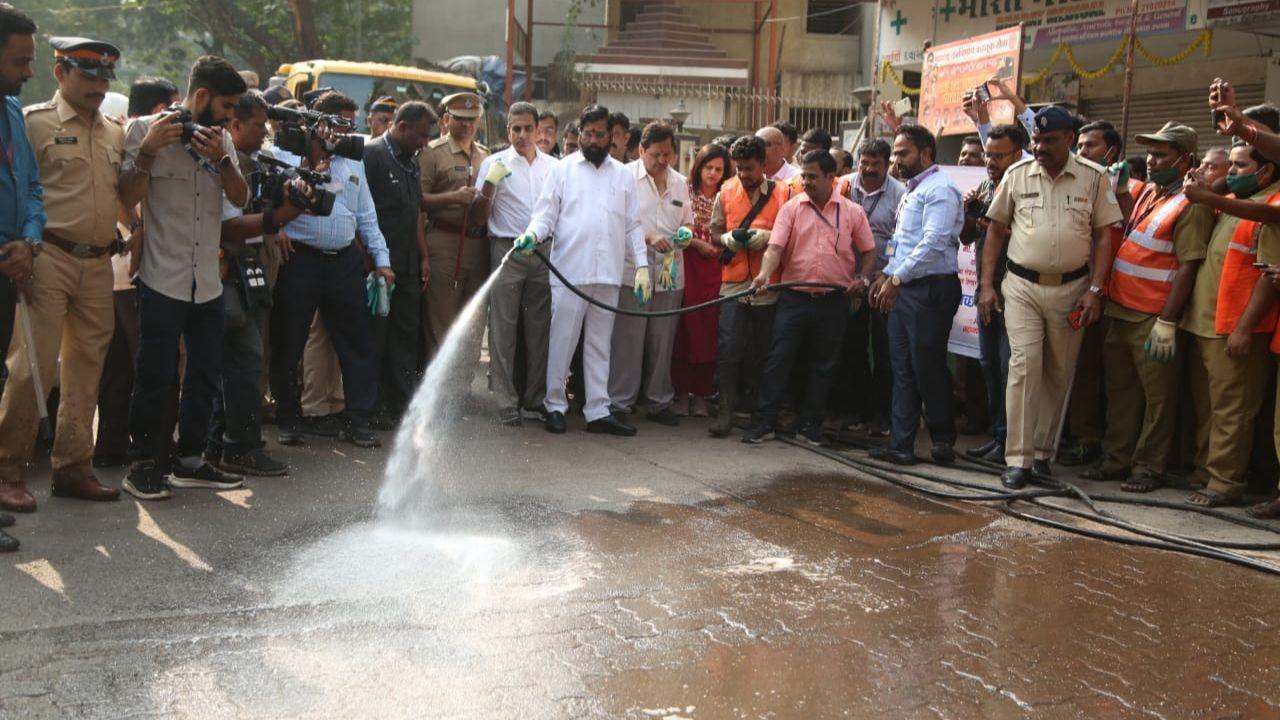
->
<box><xmin>71</xmin><ymin>244</ymin><xmax>96</xmax><ymax>259</ymax></box>
<box><xmin>1038</xmin><ymin>271</ymin><xmax>1064</xmax><ymax>286</ymax></box>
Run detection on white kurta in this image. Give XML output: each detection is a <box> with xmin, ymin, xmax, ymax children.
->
<box><xmin>523</xmin><ymin>151</ymin><xmax>648</xmax><ymax>422</ymax></box>
<box><xmin>473</xmin><ymin>146</ymin><xmax>558</xmax><ymax>237</ymax></box>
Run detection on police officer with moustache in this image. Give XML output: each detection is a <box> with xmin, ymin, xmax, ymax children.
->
<box><xmin>0</xmin><ymin>37</ymin><xmax>124</xmax><ymax>515</ymax></box>
<box><xmin>980</xmin><ymin>106</ymin><xmax>1123</xmax><ymax>489</ymax></box>
<box><xmin>419</xmin><ymin>92</ymin><xmax>489</xmax><ymax>361</ymax></box>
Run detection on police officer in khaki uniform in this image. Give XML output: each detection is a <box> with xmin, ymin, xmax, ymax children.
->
<box><xmin>419</xmin><ymin>92</ymin><xmax>489</xmax><ymax>360</ymax></box>
<box><xmin>980</xmin><ymin>106</ymin><xmax>1124</xmax><ymax>490</ymax></box>
<box><xmin>0</xmin><ymin>37</ymin><xmax>124</xmax><ymax>513</ymax></box>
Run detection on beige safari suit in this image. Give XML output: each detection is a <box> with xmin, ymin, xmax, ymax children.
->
<box><xmin>0</xmin><ymin>93</ymin><xmax>122</xmax><ymax>481</ymax></box>
<box><xmin>419</xmin><ymin>135</ymin><xmax>489</xmax><ymax>360</ymax></box>
<box><xmin>986</xmin><ymin>154</ymin><xmax>1123</xmax><ymax>469</ymax></box>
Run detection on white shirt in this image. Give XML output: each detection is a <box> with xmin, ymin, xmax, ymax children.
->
<box><xmin>526</xmin><ymin>151</ymin><xmax>647</xmax><ymax>287</ymax></box>
<box><xmin>772</xmin><ymin>162</ymin><xmax>800</xmax><ymax>182</ymax></box>
<box><xmin>473</xmin><ymin>146</ymin><xmax>557</xmax><ymax>238</ymax></box>
<box><xmin>626</xmin><ymin>159</ymin><xmax>694</xmax><ymax>290</ymax></box>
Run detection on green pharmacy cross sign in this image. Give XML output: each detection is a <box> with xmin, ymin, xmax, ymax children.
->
<box><xmin>891</xmin><ymin>9</ymin><xmax>909</xmax><ymax>34</ymax></box>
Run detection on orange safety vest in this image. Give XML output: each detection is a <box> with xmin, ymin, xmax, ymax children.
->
<box><xmin>1108</xmin><ymin>187</ymin><xmax>1189</xmax><ymax>315</ymax></box>
<box><xmin>1215</xmin><ymin>190</ymin><xmax>1280</xmax><ymax>336</ymax></box>
<box><xmin>720</xmin><ymin>176</ymin><xmax>789</xmax><ymax>284</ymax></box>
<box><xmin>1109</xmin><ymin>178</ymin><xmax>1145</xmax><ymax>262</ymax></box>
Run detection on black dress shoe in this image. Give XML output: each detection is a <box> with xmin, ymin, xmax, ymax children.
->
<box><xmin>931</xmin><ymin>442</ymin><xmax>956</xmax><ymax>464</ymax></box>
<box><xmin>0</xmin><ymin>529</ymin><xmax>17</xmax><ymax>553</ymax></box>
<box><xmin>1078</xmin><ymin>465</ymin><xmax>1129</xmax><ymax>482</ymax></box>
<box><xmin>868</xmin><ymin>447</ymin><xmax>917</xmax><ymax>466</ymax></box>
<box><xmin>586</xmin><ymin>413</ymin><xmax>637</xmax><ymax>437</ymax></box>
<box><xmin>545</xmin><ymin>411</ymin><xmax>567</xmax><ymax>434</ymax></box>
<box><xmin>1032</xmin><ymin>459</ymin><xmax>1053</xmax><ymax>477</ymax></box>
<box><xmin>646</xmin><ymin>407</ymin><xmax>681</xmax><ymax>427</ymax></box>
<box><xmin>1001</xmin><ymin>466</ymin><xmax>1030</xmax><ymax>489</ymax></box>
<box><xmin>0</xmin><ymin>512</ymin><xmax>13</xmax><ymax>528</ymax></box>
<box><xmin>981</xmin><ymin>443</ymin><xmax>1006</xmax><ymax>463</ymax></box>
<box><xmin>965</xmin><ymin>439</ymin><xmax>1000</xmax><ymax>459</ymax></box>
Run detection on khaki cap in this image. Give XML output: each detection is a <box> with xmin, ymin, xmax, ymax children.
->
<box><xmin>440</xmin><ymin>92</ymin><xmax>484</xmax><ymax>119</ymax></box>
<box><xmin>1135</xmin><ymin>122</ymin><xmax>1198</xmax><ymax>155</ymax></box>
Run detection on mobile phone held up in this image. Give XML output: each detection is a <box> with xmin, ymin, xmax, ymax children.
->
<box><xmin>974</xmin><ymin>83</ymin><xmax>992</xmax><ymax>104</ymax></box>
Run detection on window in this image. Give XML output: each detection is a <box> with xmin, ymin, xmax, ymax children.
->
<box><xmin>807</xmin><ymin>1</ymin><xmax>858</xmax><ymax>35</ymax></box>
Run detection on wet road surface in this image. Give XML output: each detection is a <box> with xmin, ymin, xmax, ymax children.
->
<box><xmin>1</xmin><ymin>421</ymin><xmax>1278</xmax><ymax>719</ymax></box>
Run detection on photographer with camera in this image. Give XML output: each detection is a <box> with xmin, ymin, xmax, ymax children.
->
<box><xmin>117</xmin><ymin>55</ymin><xmax>248</xmax><ymax>501</ymax></box>
<box><xmin>206</xmin><ymin>90</ymin><xmax>313</xmax><ymax>478</ymax></box>
<box><xmin>269</xmin><ymin>90</ymin><xmax>394</xmax><ymax>450</ymax></box>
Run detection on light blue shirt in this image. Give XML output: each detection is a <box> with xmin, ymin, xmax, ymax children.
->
<box><xmin>276</xmin><ymin>152</ymin><xmax>390</xmax><ymax>268</ymax></box>
<box><xmin>844</xmin><ymin>172</ymin><xmax>906</xmax><ymax>273</ymax></box>
<box><xmin>0</xmin><ymin>96</ymin><xmax>45</xmax><ymax>242</ymax></box>
<box><xmin>883</xmin><ymin>165</ymin><xmax>963</xmax><ymax>284</ymax></box>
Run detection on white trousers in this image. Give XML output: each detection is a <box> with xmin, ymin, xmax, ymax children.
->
<box><xmin>546</xmin><ymin>283</ymin><xmax>620</xmax><ymax>422</ymax></box>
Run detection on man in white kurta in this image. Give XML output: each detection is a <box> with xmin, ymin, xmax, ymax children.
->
<box><xmin>518</xmin><ymin>106</ymin><xmax>649</xmax><ymax>436</ymax></box>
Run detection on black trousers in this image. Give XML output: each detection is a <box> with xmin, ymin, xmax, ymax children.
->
<box><xmin>371</xmin><ymin>238</ymin><xmax>421</xmax><ymax>418</ymax></box>
<box><xmin>129</xmin><ymin>282</ymin><xmax>224</xmax><ymax>471</ymax></box>
<box><xmin>717</xmin><ymin>300</ymin><xmax>777</xmax><ymax>410</ymax></box>
<box><xmin>835</xmin><ymin>301</ymin><xmax>891</xmax><ymax>424</ymax></box>
<box><xmin>888</xmin><ymin>274</ymin><xmax>961</xmax><ymax>454</ymax></box>
<box><xmin>95</xmin><ymin>288</ymin><xmax>139</xmax><ymax>459</ymax></box>
<box><xmin>210</xmin><ymin>296</ymin><xmax>267</xmax><ymax>456</ymax></box>
<box><xmin>757</xmin><ymin>290</ymin><xmax>848</xmax><ymax>427</ymax></box>
<box><xmin>270</xmin><ymin>243</ymin><xmax>376</xmax><ymax>427</ymax></box>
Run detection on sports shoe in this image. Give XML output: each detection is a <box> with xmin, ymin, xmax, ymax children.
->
<box><xmin>169</xmin><ymin>461</ymin><xmax>244</xmax><ymax>490</ymax></box>
<box><xmin>741</xmin><ymin>422</ymin><xmax>775</xmax><ymax>444</ymax></box>
<box><xmin>798</xmin><ymin>425</ymin><xmax>828</xmax><ymax>447</ymax></box>
<box><xmin>219</xmin><ymin>449</ymin><xmax>289</xmax><ymax>477</ymax></box>
<box><xmin>122</xmin><ymin>462</ymin><xmax>172</xmax><ymax>500</ymax></box>
<box><xmin>339</xmin><ymin>424</ymin><xmax>381</xmax><ymax>448</ymax></box>
<box><xmin>302</xmin><ymin>414</ymin><xmax>342</xmax><ymax>438</ymax></box>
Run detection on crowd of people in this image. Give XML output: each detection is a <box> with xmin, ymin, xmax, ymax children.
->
<box><xmin>2</xmin><ymin>2</ymin><xmax>1280</xmax><ymax>555</ymax></box>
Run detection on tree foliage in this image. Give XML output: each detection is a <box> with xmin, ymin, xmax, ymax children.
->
<box><xmin>23</xmin><ymin>0</ymin><xmax>413</xmax><ymax>103</ymax></box>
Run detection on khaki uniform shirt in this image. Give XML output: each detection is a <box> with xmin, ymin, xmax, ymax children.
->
<box><xmin>987</xmin><ymin>154</ymin><xmax>1123</xmax><ymax>274</ymax></box>
<box><xmin>1105</xmin><ymin>191</ymin><xmax>1214</xmax><ymax>322</ymax></box>
<box><xmin>1182</xmin><ymin>179</ymin><xmax>1280</xmax><ymax>338</ymax></box>
<box><xmin>123</xmin><ymin>113</ymin><xmax>239</xmax><ymax>304</ymax></box>
<box><xmin>418</xmin><ymin>134</ymin><xmax>488</xmax><ymax>229</ymax></box>
<box><xmin>24</xmin><ymin>91</ymin><xmax>124</xmax><ymax>247</ymax></box>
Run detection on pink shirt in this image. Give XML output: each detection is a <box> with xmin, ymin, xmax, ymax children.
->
<box><xmin>768</xmin><ymin>190</ymin><xmax>874</xmax><ymax>289</ymax></box>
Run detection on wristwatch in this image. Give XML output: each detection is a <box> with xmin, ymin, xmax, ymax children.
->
<box><xmin>1088</xmin><ymin>284</ymin><xmax>1105</xmax><ymax>297</ymax></box>
<box><xmin>20</xmin><ymin>237</ymin><xmax>41</xmax><ymax>257</ymax></box>
<box><xmin>890</xmin><ymin>275</ymin><xmax>902</xmax><ymax>287</ymax></box>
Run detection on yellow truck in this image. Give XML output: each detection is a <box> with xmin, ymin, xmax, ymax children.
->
<box><xmin>272</xmin><ymin>59</ymin><xmax>494</xmax><ymax>139</ymax></box>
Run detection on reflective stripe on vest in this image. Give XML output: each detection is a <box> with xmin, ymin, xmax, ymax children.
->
<box><xmin>1215</xmin><ymin>190</ymin><xmax>1280</xmax><ymax>335</ymax></box>
<box><xmin>1108</xmin><ymin>190</ymin><xmax>1188</xmax><ymax>315</ymax></box>
<box><xmin>720</xmin><ymin>177</ymin><xmax>788</xmax><ymax>284</ymax></box>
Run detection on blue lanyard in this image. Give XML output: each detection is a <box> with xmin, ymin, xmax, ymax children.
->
<box><xmin>906</xmin><ymin>164</ymin><xmax>940</xmax><ymax>193</ymax></box>
<box><xmin>808</xmin><ymin>200</ymin><xmax>841</xmax><ymax>250</ymax></box>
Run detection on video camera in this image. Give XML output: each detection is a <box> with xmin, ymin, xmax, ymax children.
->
<box><xmin>253</xmin><ymin>154</ymin><xmax>336</xmax><ymax>217</ymax></box>
<box><xmin>266</xmin><ymin>105</ymin><xmax>364</xmax><ymax>160</ymax></box>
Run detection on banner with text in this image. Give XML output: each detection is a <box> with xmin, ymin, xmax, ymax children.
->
<box><xmin>919</xmin><ymin>27</ymin><xmax>1024</xmax><ymax>136</ymax></box>
<box><xmin>940</xmin><ymin>165</ymin><xmax>991</xmax><ymax>360</ymax></box>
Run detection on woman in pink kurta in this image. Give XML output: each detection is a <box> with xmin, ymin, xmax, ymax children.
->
<box><xmin>672</xmin><ymin>144</ymin><xmax>729</xmax><ymax>416</ymax></box>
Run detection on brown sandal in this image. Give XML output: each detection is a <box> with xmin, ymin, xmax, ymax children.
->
<box><xmin>1186</xmin><ymin>489</ymin><xmax>1241</xmax><ymax>508</ymax></box>
<box><xmin>1121</xmin><ymin>472</ymin><xmax>1166</xmax><ymax>494</ymax></box>
<box><xmin>1246</xmin><ymin>497</ymin><xmax>1280</xmax><ymax>519</ymax></box>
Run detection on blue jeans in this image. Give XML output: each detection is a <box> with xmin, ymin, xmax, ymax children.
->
<box><xmin>129</xmin><ymin>282</ymin><xmax>225</xmax><ymax>472</ymax></box>
<box><xmin>978</xmin><ymin>310</ymin><xmax>1011</xmax><ymax>444</ymax></box>
<box><xmin>757</xmin><ymin>290</ymin><xmax>848</xmax><ymax>428</ymax></box>
<box><xmin>887</xmin><ymin>274</ymin><xmax>961</xmax><ymax>454</ymax></box>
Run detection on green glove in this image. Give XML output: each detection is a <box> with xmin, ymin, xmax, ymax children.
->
<box><xmin>1108</xmin><ymin>160</ymin><xmax>1130</xmax><ymax>188</ymax></box>
<box><xmin>513</xmin><ymin>231</ymin><xmax>538</xmax><ymax>256</ymax></box>
<box><xmin>719</xmin><ymin>231</ymin><xmax>740</xmax><ymax>251</ymax></box>
<box><xmin>634</xmin><ymin>267</ymin><xmax>652</xmax><ymax>305</ymax></box>
<box><xmin>745</xmin><ymin>228</ymin><xmax>771</xmax><ymax>250</ymax></box>
<box><xmin>671</xmin><ymin>226</ymin><xmax>693</xmax><ymax>250</ymax></box>
<box><xmin>484</xmin><ymin>158</ymin><xmax>512</xmax><ymax>186</ymax></box>
<box><xmin>1143</xmin><ymin>317</ymin><xmax>1177</xmax><ymax>363</ymax></box>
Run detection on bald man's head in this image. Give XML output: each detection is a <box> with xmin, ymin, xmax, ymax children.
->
<box><xmin>756</xmin><ymin>126</ymin><xmax>787</xmax><ymax>174</ymax></box>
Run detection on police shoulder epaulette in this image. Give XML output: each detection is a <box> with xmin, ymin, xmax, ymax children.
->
<box><xmin>21</xmin><ymin>100</ymin><xmax>57</xmax><ymax>117</ymax></box>
<box><xmin>427</xmin><ymin>136</ymin><xmax>449</xmax><ymax>149</ymax></box>
<box><xmin>1006</xmin><ymin>157</ymin><xmax>1036</xmax><ymax>174</ymax></box>
<box><xmin>475</xmin><ymin>141</ymin><xmax>489</xmax><ymax>152</ymax></box>
<box><xmin>1074</xmin><ymin>155</ymin><xmax>1108</xmax><ymax>174</ymax></box>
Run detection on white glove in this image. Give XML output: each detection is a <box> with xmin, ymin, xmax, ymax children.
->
<box><xmin>719</xmin><ymin>231</ymin><xmax>740</xmax><ymax>251</ymax></box>
<box><xmin>745</xmin><ymin>228</ymin><xmax>771</xmax><ymax>250</ymax></box>
<box><xmin>1144</xmin><ymin>317</ymin><xmax>1177</xmax><ymax>363</ymax></box>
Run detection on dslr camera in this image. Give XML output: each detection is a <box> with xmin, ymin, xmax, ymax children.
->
<box><xmin>266</xmin><ymin>105</ymin><xmax>364</xmax><ymax>160</ymax></box>
<box><xmin>165</xmin><ymin>104</ymin><xmax>204</xmax><ymax>145</ymax></box>
<box><xmin>252</xmin><ymin>154</ymin><xmax>336</xmax><ymax>217</ymax></box>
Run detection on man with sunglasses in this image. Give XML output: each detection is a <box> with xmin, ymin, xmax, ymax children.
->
<box><xmin>0</xmin><ymin>36</ymin><xmax>125</xmax><ymax>514</ymax></box>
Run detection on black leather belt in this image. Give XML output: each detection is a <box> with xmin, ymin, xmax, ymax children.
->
<box><xmin>1006</xmin><ymin>260</ymin><xmax>1089</xmax><ymax>286</ymax></box>
<box><xmin>292</xmin><ymin>241</ymin><xmax>353</xmax><ymax>257</ymax></box>
<box><xmin>43</xmin><ymin>231</ymin><xmax>110</xmax><ymax>259</ymax></box>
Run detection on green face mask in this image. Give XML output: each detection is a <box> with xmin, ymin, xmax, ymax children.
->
<box><xmin>1147</xmin><ymin>165</ymin><xmax>1181</xmax><ymax>187</ymax></box>
<box><xmin>1226</xmin><ymin>172</ymin><xmax>1261</xmax><ymax>197</ymax></box>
